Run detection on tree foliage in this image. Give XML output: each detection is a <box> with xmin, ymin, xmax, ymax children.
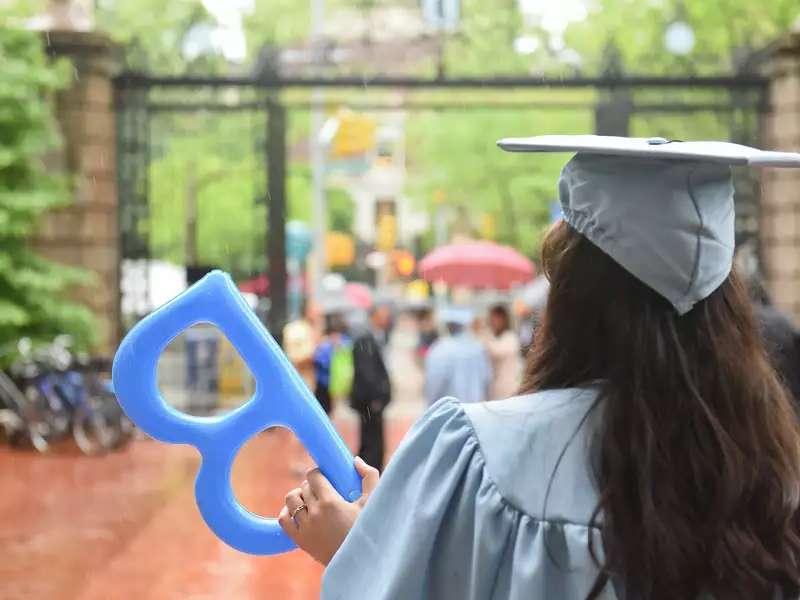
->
<box><xmin>54</xmin><ymin>0</ymin><xmax>799</xmax><ymax>272</ymax></box>
<box><xmin>0</xmin><ymin>28</ymin><xmax>94</xmax><ymax>363</ymax></box>
<box><xmin>96</xmin><ymin>0</ymin><xmax>224</xmax><ymax>73</ymax></box>
<box><xmin>148</xmin><ymin>111</ymin><xmax>265</xmax><ymax>276</ymax></box>
<box><xmin>565</xmin><ymin>0</ymin><xmax>798</xmax><ymax>74</ymax></box>
<box><xmin>407</xmin><ymin>0</ymin><xmax>798</xmax><ymax>258</ymax></box>
<box><xmin>147</xmin><ymin>110</ymin><xmax>355</xmax><ymax>276</ymax></box>
<box><xmin>406</xmin><ymin>105</ymin><xmax>593</xmax><ymax>258</ymax></box>
<box><xmin>443</xmin><ymin>0</ymin><xmax>531</xmax><ymax>76</ymax></box>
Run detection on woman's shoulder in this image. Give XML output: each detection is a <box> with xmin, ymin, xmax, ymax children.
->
<box><xmin>323</xmin><ymin>392</ymin><xmax>606</xmax><ymax>600</ymax></box>
<box><xmin>463</xmin><ymin>387</ymin><xmax>600</xmax><ymax>429</ymax></box>
<box><xmin>452</xmin><ymin>387</ymin><xmax>601</xmax><ymax>523</ymax></box>
<box><xmin>422</xmin><ymin>388</ymin><xmax>600</xmax><ymax>460</ymax></box>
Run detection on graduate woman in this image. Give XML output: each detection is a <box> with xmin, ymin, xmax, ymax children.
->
<box><xmin>280</xmin><ymin>136</ymin><xmax>800</xmax><ymax>600</ymax></box>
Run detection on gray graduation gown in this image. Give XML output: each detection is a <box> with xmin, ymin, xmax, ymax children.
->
<box><xmin>322</xmin><ymin>387</ymin><xmax>614</xmax><ymax>600</ymax></box>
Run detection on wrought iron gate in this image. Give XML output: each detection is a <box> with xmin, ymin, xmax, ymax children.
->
<box><xmin>114</xmin><ymin>72</ymin><xmax>769</xmax><ymax>336</ymax></box>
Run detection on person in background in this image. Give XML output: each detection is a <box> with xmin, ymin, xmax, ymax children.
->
<box><xmin>482</xmin><ymin>304</ymin><xmax>522</xmax><ymax>400</ymax></box>
<box><xmin>350</xmin><ymin>304</ymin><xmax>392</xmax><ymax>471</ymax></box>
<box><xmin>514</xmin><ymin>275</ymin><xmax>550</xmax><ymax>356</ymax></box>
<box><xmin>469</xmin><ymin>313</ymin><xmax>484</xmax><ymax>337</ymax></box>
<box><xmin>282</xmin><ymin>317</ymin><xmax>316</xmax><ymax>389</ymax></box>
<box><xmin>514</xmin><ymin>300</ymin><xmax>536</xmax><ymax>356</ymax></box>
<box><xmin>415</xmin><ymin>308</ymin><xmax>439</xmax><ymax>365</ymax></box>
<box><xmin>312</xmin><ymin>315</ymin><xmax>349</xmax><ymax>415</ymax></box>
<box><xmin>424</xmin><ymin>307</ymin><xmax>492</xmax><ymax>405</ymax></box>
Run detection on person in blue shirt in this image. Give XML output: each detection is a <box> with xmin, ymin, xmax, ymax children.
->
<box><xmin>423</xmin><ymin>307</ymin><xmax>492</xmax><ymax>405</ymax></box>
<box><xmin>279</xmin><ymin>137</ymin><xmax>800</xmax><ymax>600</ymax></box>
<box><xmin>312</xmin><ymin>315</ymin><xmax>349</xmax><ymax>414</ymax></box>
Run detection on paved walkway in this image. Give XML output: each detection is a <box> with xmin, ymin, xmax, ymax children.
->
<box><xmin>2</xmin><ymin>315</ymin><xmax>427</xmax><ymax>599</ymax></box>
<box><xmin>1</xmin><ymin>416</ymin><xmax>415</xmax><ymax>600</ymax></box>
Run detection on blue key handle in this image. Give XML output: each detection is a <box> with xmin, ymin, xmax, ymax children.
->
<box><xmin>112</xmin><ymin>270</ymin><xmax>361</xmax><ymax>555</ymax></box>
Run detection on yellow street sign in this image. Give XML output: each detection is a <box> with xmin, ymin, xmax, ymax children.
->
<box><xmin>331</xmin><ymin>110</ymin><xmax>377</xmax><ymax>158</ymax></box>
<box><xmin>326</xmin><ymin>231</ymin><xmax>356</xmax><ymax>267</ymax></box>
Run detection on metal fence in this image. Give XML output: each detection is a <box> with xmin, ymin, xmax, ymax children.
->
<box><xmin>115</xmin><ymin>72</ymin><xmax>769</xmax><ymax>334</ymax></box>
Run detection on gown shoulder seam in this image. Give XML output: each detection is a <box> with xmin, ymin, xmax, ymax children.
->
<box><xmin>455</xmin><ymin>400</ymin><xmax>599</xmax><ymax>530</ymax></box>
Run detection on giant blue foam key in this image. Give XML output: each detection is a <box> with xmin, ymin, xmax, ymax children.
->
<box><xmin>112</xmin><ymin>270</ymin><xmax>361</xmax><ymax>555</ymax></box>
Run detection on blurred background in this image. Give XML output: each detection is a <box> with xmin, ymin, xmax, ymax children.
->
<box><xmin>1</xmin><ymin>0</ymin><xmax>799</xmax><ymax>598</ymax></box>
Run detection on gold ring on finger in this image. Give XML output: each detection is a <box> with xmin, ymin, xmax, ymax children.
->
<box><xmin>291</xmin><ymin>504</ymin><xmax>308</xmax><ymax>520</ymax></box>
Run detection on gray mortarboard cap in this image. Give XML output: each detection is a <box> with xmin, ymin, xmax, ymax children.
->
<box><xmin>496</xmin><ymin>135</ymin><xmax>800</xmax><ymax>315</ymax></box>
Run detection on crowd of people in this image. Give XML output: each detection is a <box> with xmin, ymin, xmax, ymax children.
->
<box><xmin>420</xmin><ymin>304</ymin><xmax>523</xmax><ymax>405</ymax></box>
<box><xmin>286</xmin><ymin>305</ymin><xmax>394</xmax><ymax>471</ymax></box>
<box><xmin>286</xmin><ymin>275</ymin><xmax>800</xmax><ymax>485</ymax></box>
<box><xmin>285</xmin><ymin>299</ymin><xmax>535</xmax><ymax>473</ymax></box>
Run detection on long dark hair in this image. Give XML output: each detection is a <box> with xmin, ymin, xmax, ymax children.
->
<box><xmin>522</xmin><ymin>221</ymin><xmax>800</xmax><ymax>600</ymax></box>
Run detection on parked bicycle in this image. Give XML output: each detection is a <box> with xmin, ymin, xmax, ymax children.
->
<box><xmin>0</xmin><ymin>337</ymin><xmax>133</xmax><ymax>455</ymax></box>
<box><xmin>0</xmin><ymin>368</ymin><xmax>49</xmax><ymax>452</ymax></box>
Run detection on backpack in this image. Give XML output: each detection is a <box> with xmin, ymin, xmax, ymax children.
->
<box><xmin>328</xmin><ymin>343</ymin><xmax>354</xmax><ymax>399</ymax></box>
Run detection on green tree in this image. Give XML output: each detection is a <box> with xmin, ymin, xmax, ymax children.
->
<box><xmin>0</xmin><ymin>0</ymin><xmax>46</xmax><ymax>20</ymax></box>
<box><xmin>328</xmin><ymin>186</ymin><xmax>354</xmax><ymax>233</ymax></box>
<box><xmin>95</xmin><ymin>0</ymin><xmax>329</xmax><ymax>74</ymax></box>
<box><xmin>565</xmin><ymin>0</ymin><xmax>798</xmax><ymax>74</ymax></box>
<box><xmin>443</xmin><ymin>0</ymin><xmax>530</xmax><ymax>76</ymax></box>
<box><xmin>0</xmin><ymin>28</ymin><xmax>94</xmax><ymax>363</ymax></box>
<box><xmin>148</xmin><ymin>111</ymin><xmax>265</xmax><ymax>276</ymax></box>
<box><xmin>243</xmin><ymin>0</ymin><xmax>313</xmax><ymax>54</ymax></box>
<box><xmin>96</xmin><ymin>0</ymin><xmax>223</xmax><ymax>73</ymax></box>
<box><xmin>406</xmin><ymin>107</ymin><xmax>593</xmax><ymax>258</ymax></box>
<box><xmin>282</xmin><ymin>165</ymin><xmax>354</xmax><ymax>231</ymax></box>
<box><xmin>147</xmin><ymin>108</ymin><xmax>356</xmax><ymax>276</ymax></box>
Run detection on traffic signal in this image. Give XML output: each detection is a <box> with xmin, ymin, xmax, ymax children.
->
<box><xmin>376</xmin><ymin>213</ymin><xmax>397</xmax><ymax>252</ymax></box>
<box><xmin>393</xmin><ymin>249</ymin><xmax>416</xmax><ymax>277</ymax></box>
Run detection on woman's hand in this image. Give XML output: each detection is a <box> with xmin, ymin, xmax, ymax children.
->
<box><xmin>278</xmin><ymin>457</ymin><xmax>379</xmax><ymax>566</ymax></box>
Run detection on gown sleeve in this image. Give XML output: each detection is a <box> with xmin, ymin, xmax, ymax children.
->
<box><xmin>321</xmin><ymin>398</ymin><xmax>516</xmax><ymax>600</ymax></box>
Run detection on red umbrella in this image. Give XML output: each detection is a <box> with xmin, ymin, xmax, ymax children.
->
<box><xmin>344</xmin><ymin>282</ymin><xmax>374</xmax><ymax>310</ymax></box>
<box><xmin>239</xmin><ymin>274</ymin><xmax>269</xmax><ymax>296</ymax></box>
<box><xmin>419</xmin><ymin>241</ymin><xmax>535</xmax><ymax>290</ymax></box>
<box><xmin>239</xmin><ymin>274</ymin><xmax>308</xmax><ymax>297</ymax></box>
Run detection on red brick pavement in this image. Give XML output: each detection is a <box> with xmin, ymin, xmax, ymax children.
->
<box><xmin>0</xmin><ymin>417</ymin><xmax>414</xmax><ymax>600</ymax></box>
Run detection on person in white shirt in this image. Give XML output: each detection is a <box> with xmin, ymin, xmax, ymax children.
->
<box><xmin>481</xmin><ymin>304</ymin><xmax>521</xmax><ymax>400</ymax></box>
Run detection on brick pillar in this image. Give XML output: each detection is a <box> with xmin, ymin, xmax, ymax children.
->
<box><xmin>762</xmin><ymin>26</ymin><xmax>800</xmax><ymax>320</ymax></box>
<box><xmin>33</xmin><ymin>30</ymin><xmax>120</xmax><ymax>355</ymax></box>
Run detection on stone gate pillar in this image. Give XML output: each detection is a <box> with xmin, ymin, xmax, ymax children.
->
<box><xmin>33</xmin><ymin>30</ymin><xmax>120</xmax><ymax>355</ymax></box>
<box><xmin>762</xmin><ymin>26</ymin><xmax>800</xmax><ymax>320</ymax></box>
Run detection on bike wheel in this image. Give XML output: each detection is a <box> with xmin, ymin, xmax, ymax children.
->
<box><xmin>6</xmin><ymin>426</ymin><xmax>49</xmax><ymax>452</ymax></box>
<box><xmin>22</xmin><ymin>384</ymin><xmax>69</xmax><ymax>441</ymax></box>
<box><xmin>91</xmin><ymin>392</ymin><xmax>135</xmax><ymax>451</ymax></box>
<box><xmin>110</xmin><ymin>413</ymin><xmax>135</xmax><ymax>450</ymax></box>
<box><xmin>72</xmin><ymin>402</ymin><xmax>116</xmax><ymax>456</ymax></box>
<box><xmin>26</xmin><ymin>427</ymin><xmax>49</xmax><ymax>452</ymax></box>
